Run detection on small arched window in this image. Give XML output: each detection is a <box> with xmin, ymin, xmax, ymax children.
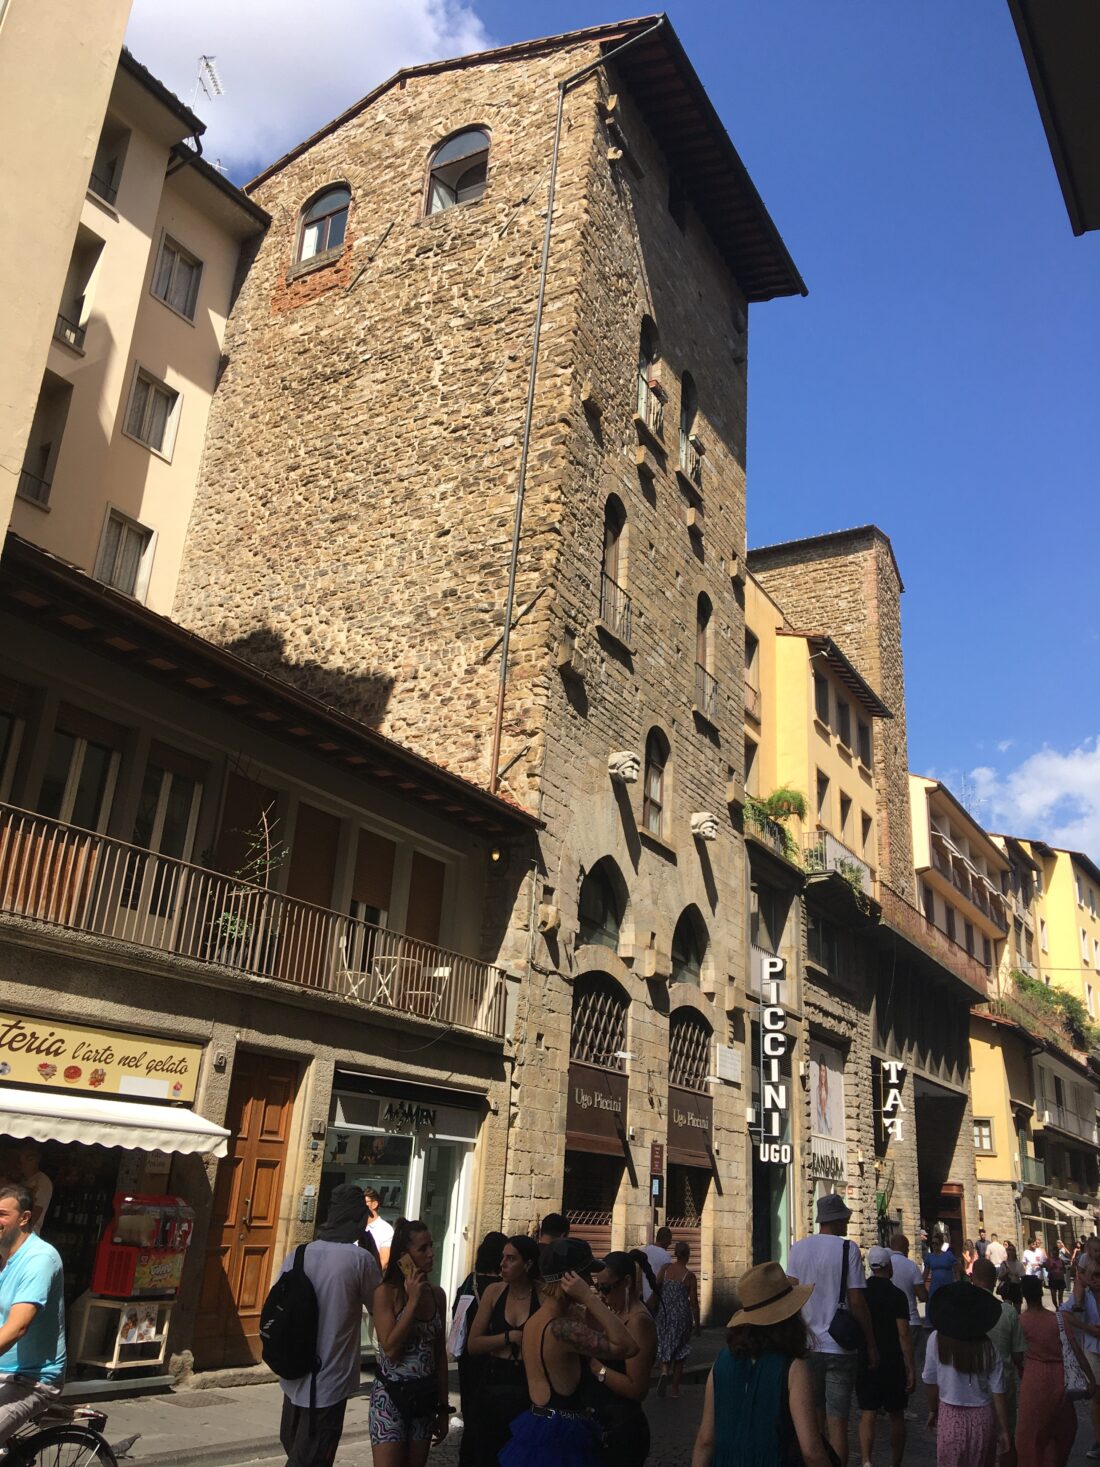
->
<box><xmin>669</xmin><ymin>1008</ymin><xmax>712</xmax><ymax>1090</ymax></box>
<box><xmin>679</xmin><ymin>371</ymin><xmax>698</xmax><ymax>472</ymax></box>
<box><xmin>643</xmin><ymin>727</ymin><xmax>669</xmax><ymax>838</ymax></box>
<box><xmin>578</xmin><ymin>859</ymin><xmax>624</xmax><ymax>952</ymax></box>
<box><xmin>600</xmin><ymin>497</ymin><xmax>632</xmax><ymax>642</ymax></box>
<box><xmin>695</xmin><ymin>593</ymin><xmax>712</xmax><ymax>672</ymax></box>
<box><xmin>602</xmin><ymin>496</ymin><xmax>625</xmax><ymax>585</ymax></box>
<box><xmin>571</xmin><ymin>972</ymin><xmax>629</xmax><ymax>1071</ymax></box>
<box><xmin>671</xmin><ymin>908</ymin><xmax>708</xmax><ymax>988</ymax></box>
<box><xmin>427</xmin><ymin>128</ymin><xmax>490</xmax><ymax>214</ymax></box>
<box><xmin>297</xmin><ymin>186</ymin><xmax>351</xmax><ymax>263</ymax></box>
<box><xmin>637</xmin><ymin>317</ymin><xmax>662</xmax><ymax>431</ymax></box>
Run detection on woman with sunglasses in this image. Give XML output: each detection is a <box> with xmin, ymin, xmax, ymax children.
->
<box><xmin>588</xmin><ymin>1250</ymin><xmax>659</xmax><ymax>1467</ymax></box>
<box><xmin>464</xmin><ymin>1235</ymin><xmax>541</xmax><ymax>1465</ymax></box>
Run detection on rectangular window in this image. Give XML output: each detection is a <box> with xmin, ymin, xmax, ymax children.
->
<box><xmin>152</xmin><ymin>235</ymin><xmax>202</xmax><ymax>320</ymax></box>
<box><xmin>861</xmin><ymin>812</ymin><xmax>873</xmax><ymax>860</ymax></box>
<box><xmin>95</xmin><ymin>510</ymin><xmax>154</xmax><ymax>598</ymax></box>
<box><xmin>1091</xmin><ymin>888</ymin><xmax>1097</xmax><ymax>918</ymax></box>
<box><xmin>1077</xmin><ymin>874</ymin><xmax>1084</xmax><ymax>905</ymax></box>
<box><xmin>1088</xmin><ymin>985</ymin><xmax>1096</xmax><ymax>1019</ymax></box>
<box><xmin>37</xmin><ymin>728</ymin><xmax>118</xmax><ymax>831</ymax></box>
<box><xmin>857</xmin><ymin>720</ymin><xmax>872</xmax><ymax>767</ymax></box>
<box><xmin>813</xmin><ymin>671</ymin><xmax>829</xmax><ymax>726</ymax></box>
<box><xmin>1041</xmin><ymin>918</ymin><xmax>1048</xmax><ymax>952</ymax></box>
<box><xmin>945</xmin><ymin>906</ymin><xmax>956</xmax><ymax>943</ymax></box>
<box><xmin>982</xmin><ymin>936</ymin><xmax>992</xmax><ymax>968</ymax></box>
<box><xmin>123</xmin><ymin>367</ymin><xmax>180</xmax><ymax>458</ymax></box>
<box><xmin>922</xmin><ymin>883</ymin><xmax>935</xmax><ymax>923</ymax></box>
<box><xmin>838</xmin><ymin>791</ymin><xmax>852</xmax><ymax>838</ymax></box>
<box><xmin>744</xmin><ymin>736</ymin><xmax>759</xmax><ymax>798</ymax></box>
<box><xmin>1083</xmin><ymin>929</ymin><xmax>1090</xmax><ymax>962</ymax></box>
<box><xmin>816</xmin><ymin>770</ymin><xmax>829</xmax><ymax>823</ymax></box>
<box><xmin>973</xmin><ymin>1119</ymin><xmax>993</xmax><ymax>1153</ymax></box>
<box><xmin>836</xmin><ymin>699</ymin><xmax>851</xmax><ymax>749</ymax></box>
<box><xmin>964</xmin><ymin>920</ymin><xmax>975</xmax><ymax>956</ymax></box>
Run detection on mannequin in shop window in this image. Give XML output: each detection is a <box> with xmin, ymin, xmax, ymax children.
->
<box><xmin>17</xmin><ymin>1146</ymin><xmax>52</xmax><ymax>1236</ymax></box>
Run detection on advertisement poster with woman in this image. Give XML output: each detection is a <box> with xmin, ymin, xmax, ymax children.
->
<box><xmin>809</xmin><ymin>1042</ymin><xmax>847</xmax><ymax>1193</ymax></box>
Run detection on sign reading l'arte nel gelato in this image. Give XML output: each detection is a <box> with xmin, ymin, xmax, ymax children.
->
<box><xmin>0</xmin><ymin>1013</ymin><xmax>200</xmax><ymax>1103</ymax></box>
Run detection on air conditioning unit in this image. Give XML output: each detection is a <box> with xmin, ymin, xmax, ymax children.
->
<box><xmin>1038</xmin><ymin>1109</ymin><xmax>1052</xmax><ymax>1125</ymax></box>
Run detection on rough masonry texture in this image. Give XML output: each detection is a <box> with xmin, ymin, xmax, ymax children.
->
<box><xmin>173</xmin><ymin>29</ymin><xmax>783</xmax><ymax>1310</ymax></box>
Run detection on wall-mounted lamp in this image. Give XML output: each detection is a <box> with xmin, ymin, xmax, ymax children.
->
<box><xmin>613</xmin><ymin>1050</ymin><xmax>635</xmax><ymax>1061</ymax></box>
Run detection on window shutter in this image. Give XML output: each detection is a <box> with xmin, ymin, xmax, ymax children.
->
<box><xmin>126</xmin><ymin>375</ymin><xmax>149</xmax><ymax>439</ymax></box>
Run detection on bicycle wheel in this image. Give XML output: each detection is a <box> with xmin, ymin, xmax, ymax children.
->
<box><xmin>20</xmin><ymin>1425</ymin><xmax>117</xmax><ymax>1467</ymax></box>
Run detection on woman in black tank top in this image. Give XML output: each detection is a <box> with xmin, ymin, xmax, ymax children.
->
<box><xmin>465</xmin><ymin>1236</ymin><xmax>540</xmax><ymax>1466</ymax></box>
<box><xmin>588</xmin><ymin>1251</ymin><xmax>659</xmax><ymax>1467</ymax></box>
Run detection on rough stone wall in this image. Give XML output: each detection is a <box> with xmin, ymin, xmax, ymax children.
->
<box><xmin>980</xmin><ymin>1180</ymin><xmax>1021</xmax><ymax>1251</ymax></box>
<box><xmin>747</xmin><ymin>530</ymin><xmax>915</xmax><ymax>902</ymax></box>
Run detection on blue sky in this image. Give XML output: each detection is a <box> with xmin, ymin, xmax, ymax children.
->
<box><xmin>127</xmin><ymin>1</ymin><xmax>1100</xmax><ymax>849</ymax></box>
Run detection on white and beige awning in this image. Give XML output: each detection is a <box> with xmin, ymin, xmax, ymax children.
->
<box><xmin>1041</xmin><ymin>1195</ymin><xmax>1096</xmax><ymax>1226</ymax></box>
<box><xmin>0</xmin><ymin>1087</ymin><xmax>229</xmax><ymax>1158</ymax></box>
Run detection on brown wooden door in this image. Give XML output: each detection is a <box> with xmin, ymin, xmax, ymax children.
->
<box><xmin>193</xmin><ymin>1052</ymin><xmax>298</xmax><ymax>1368</ymax></box>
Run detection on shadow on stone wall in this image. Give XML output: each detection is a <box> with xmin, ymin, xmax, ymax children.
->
<box><xmin>226</xmin><ymin>627</ymin><xmax>395</xmax><ymax>728</ymax></box>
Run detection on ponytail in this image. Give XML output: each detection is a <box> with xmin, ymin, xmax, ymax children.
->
<box><xmin>630</xmin><ymin>1248</ymin><xmax>659</xmax><ymax>1298</ymax></box>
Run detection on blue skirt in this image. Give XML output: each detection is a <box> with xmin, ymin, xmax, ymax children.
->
<box><xmin>499</xmin><ymin>1407</ymin><xmax>603</xmax><ymax>1467</ymax></box>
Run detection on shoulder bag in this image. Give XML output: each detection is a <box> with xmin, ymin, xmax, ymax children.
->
<box><xmin>1058</xmin><ymin>1310</ymin><xmax>1096</xmax><ymax>1402</ymax></box>
<box><xmin>827</xmin><ymin>1240</ymin><xmax>864</xmax><ymax>1352</ymax></box>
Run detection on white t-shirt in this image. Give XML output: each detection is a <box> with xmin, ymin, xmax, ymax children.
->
<box><xmin>922</xmin><ymin>1329</ymin><xmax>1005</xmax><ymax>1405</ymax></box>
<box><xmin>278</xmin><ymin>1241</ymin><xmax>381</xmax><ymax>1408</ymax></box>
<box><xmin>641</xmin><ymin>1245</ymin><xmax>672</xmax><ymax>1301</ymax></box>
<box><xmin>368</xmin><ymin>1216</ymin><xmax>395</xmax><ymax>1251</ymax></box>
<box><xmin>787</xmin><ymin>1233</ymin><xmax>866</xmax><ymax>1354</ymax></box>
<box><xmin>27</xmin><ymin>1171</ymin><xmax>53</xmax><ymax>1234</ymax></box>
<box><xmin>986</xmin><ymin>1241</ymin><xmax>1007</xmax><ymax>1270</ymax></box>
<box><xmin>889</xmin><ymin>1251</ymin><xmax>926</xmax><ymax>1327</ymax></box>
<box><xmin>1023</xmin><ymin>1248</ymin><xmax>1042</xmax><ymax>1277</ymax></box>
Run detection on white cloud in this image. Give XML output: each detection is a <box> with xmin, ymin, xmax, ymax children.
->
<box><xmin>125</xmin><ymin>0</ymin><xmax>492</xmax><ymax>178</ymax></box>
<box><xmin>995</xmin><ymin>739</ymin><xmax>1014</xmax><ymax>754</ymax></box>
<box><xmin>967</xmin><ymin>737</ymin><xmax>1100</xmax><ymax>855</ymax></box>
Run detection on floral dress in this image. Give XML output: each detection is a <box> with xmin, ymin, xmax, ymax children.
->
<box><xmin>656</xmin><ymin>1274</ymin><xmax>694</xmax><ymax>1364</ymax></box>
<box><xmin>369</xmin><ymin>1301</ymin><xmax>443</xmax><ymax>1445</ymax></box>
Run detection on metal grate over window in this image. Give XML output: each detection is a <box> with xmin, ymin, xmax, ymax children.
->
<box><xmin>570</xmin><ymin>974</ymin><xmax>628</xmax><ymax>1070</ymax></box>
<box><xmin>669</xmin><ymin>1010</ymin><xmax>711</xmax><ymax>1091</ymax></box>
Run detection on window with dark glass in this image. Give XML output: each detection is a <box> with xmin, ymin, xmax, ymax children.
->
<box><xmin>679</xmin><ymin>372</ymin><xmax>698</xmax><ymax>474</ymax></box>
<box><xmin>637</xmin><ymin>317</ymin><xmax>661</xmax><ymax>425</ymax></box>
<box><xmin>813</xmin><ymin>671</ymin><xmax>830</xmax><ymax>725</ymax></box>
<box><xmin>643</xmin><ymin>728</ymin><xmax>669</xmax><ymax>837</ymax></box>
<box><xmin>671</xmin><ymin>908</ymin><xmax>707</xmax><ymax>986</ymax></box>
<box><xmin>297</xmin><ymin>186</ymin><xmax>351</xmax><ymax>262</ymax></box>
<box><xmin>836</xmin><ymin>699</ymin><xmax>851</xmax><ymax>749</ymax></box>
<box><xmin>577</xmin><ymin>860</ymin><xmax>623</xmax><ymax>951</ymax></box>
<box><xmin>695</xmin><ymin>593</ymin><xmax>712</xmax><ymax>671</ymax></box>
<box><xmin>427</xmin><ymin>129</ymin><xmax>490</xmax><ymax>213</ymax></box>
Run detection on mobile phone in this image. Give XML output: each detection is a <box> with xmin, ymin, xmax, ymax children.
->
<box><xmin>399</xmin><ymin>1255</ymin><xmax>417</xmax><ymax>1280</ymax></box>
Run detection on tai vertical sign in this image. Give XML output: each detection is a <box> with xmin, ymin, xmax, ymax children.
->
<box><xmin>757</xmin><ymin>954</ymin><xmax>792</xmax><ymax>1165</ymax></box>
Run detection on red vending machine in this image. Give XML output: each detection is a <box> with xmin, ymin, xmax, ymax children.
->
<box><xmin>91</xmin><ymin>1194</ymin><xmax>195</xmax><ymax>1298</ymax></box>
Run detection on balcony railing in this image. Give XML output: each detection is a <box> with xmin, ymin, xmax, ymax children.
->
<box><xmin>744</xmin><ymin>676</ymin><xmax>761</xmax><ymax>722</ymax></box>
<box><xmin>1040</xmin><ymin>1101</ymin><xmax>1099</xmax><ymax>1146</ymax></box>
<box><xmin>16</xmin><ymin>469</ymin><xmax>51</xmax><ymax>507</ymax></box>
<box><xmin>637</xmin><ymin>380</ymin><xmax>664</xmax><ymax>440</ymax></box>
<box><xmin>876</xmin><ymin>883</ymin><xmax>990</xmax><ymax>997</ymax></box>
<box><xmin>88</xmin><ymin>169</ymin><xmax>118</xmax><ymax>206</ymax></box>
<box><xmin>1020</xmin><ymin>1153</ymin><xmax>1046</xmax><ymax>1186</ymax></box>
<box><xmin>931</xmin><ymin>845</ymin><xmax>1008</xmax><ymax>931</ymax></box>
<box><xmin>678</xmin><ymin>438</ymin><xmax>702</xmax><ymax>488</ymax></box>
<box><xmin>804</xmin><ymin>828</ymin><xmax>873</xmax><ymax>892</ymax></box>
<box><xmin>744</xmin><ymin>804</ymin><xmax>793</xmax><ymax>863</ymax></box>
<box><xmin>54</xmin><ymin>313</ymin><xmax>86</xmax><ymax>352</ymax></box>
<box><xmin>694</xmin><ymin>663</ymin><xmax>719</xmax><ymax>723</ymax></box>
<box><xmin>599</xmin><ymin>572</ymin><xmax>633</xmax><ymax>646</ymax></box>
<box><xmin>0</xmin><ymin>802</ymin><xmax>507</xmax><ymax>1040</ymax></box>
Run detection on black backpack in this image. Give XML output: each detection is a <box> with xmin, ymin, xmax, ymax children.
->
<box><xmin>260</xmin><ymin>1244</ymin><xmax>320</xmax><ymax>1409</ymax></box>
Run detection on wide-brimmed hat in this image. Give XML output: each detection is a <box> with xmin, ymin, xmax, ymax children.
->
<box><xmin>727</xmin><ymin>1261</ymin><xmax>814</xmax><ymax>1328</ymax></box>
<box><xmin>539</xmin><ymin>1237</ymin><xmax>602</xmax><ymax>1281</ymax></box>
<box><xmin>928</xmin><ymin>1280</ymin><xmax>1002</xmax><ymax>1339</ymax></box>
<box><xmin>816</xmin><ymin>1193</ymin><xmax>852</xmax><ymax>1224</ymax></box>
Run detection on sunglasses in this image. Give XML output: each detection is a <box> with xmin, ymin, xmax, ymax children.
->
<box><xmin>595</xmin><ymin>1282</ymin><xmax>617</xmax><ymax>1295</ymax></box>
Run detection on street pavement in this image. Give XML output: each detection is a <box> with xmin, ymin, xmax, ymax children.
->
<box><xmin>91</xmin><ymin>1338</ymin><xmax>1099</xmax><ymax>1467</ymax></box>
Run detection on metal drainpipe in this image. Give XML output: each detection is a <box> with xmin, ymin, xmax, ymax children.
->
<box><xmin>488</xmin><ymin>16</ymin><xmax>666</xmax><ymax>793</ymax></box>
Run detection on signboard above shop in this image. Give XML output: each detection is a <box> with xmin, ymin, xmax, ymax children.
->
<box><xmin>0</xmin><ymin>1013</ymin><xmax>201</xmax><ymax>1103</ymax></box>
<box><xmin>668</xmin><ymin>1085</ymin><xmax>713</xmax><ymax>1167</ymax></box>
<box><xmin>565</xmin><ymin>1061</ymin><xmax>628</xmax><ymax>1156</ymax></box>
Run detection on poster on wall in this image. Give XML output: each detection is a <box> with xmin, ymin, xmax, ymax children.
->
<box><xmin>809</xmin><ymin>1041</ymin><xmax>847</xmax><ymax>1185</ymax></box>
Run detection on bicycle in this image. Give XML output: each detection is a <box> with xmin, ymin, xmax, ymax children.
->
<box><xmin>5</xmin><ymin>1403</ymin><xmax>117</xmax><ymax>1466</ymax></box>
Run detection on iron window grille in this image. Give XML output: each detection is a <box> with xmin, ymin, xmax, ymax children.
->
<box><xmin>669</xmin><ymin>1011</ymin><xmax>711</xmax><ymax>1091</ymax></box>
<box><xmin>570</xmin><ymin>975</ymin><xmax>628</xmax><ymax>1070</ymax></box>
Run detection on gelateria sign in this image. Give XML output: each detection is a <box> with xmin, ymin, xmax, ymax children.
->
<box><xmin>0</xmin><ymin>1014</ymin><xmax>200</xmax><ymax>1103</ymax></box>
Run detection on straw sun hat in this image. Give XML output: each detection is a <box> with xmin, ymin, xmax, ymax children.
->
<box><xmin>727</xmin><ymin>1261</ymin><xmax>814</xmax><ymax>1328</ymax></box>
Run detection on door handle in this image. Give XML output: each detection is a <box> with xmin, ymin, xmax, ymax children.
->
<box><xmin>242</xmin><ymin>1196</ymin><xmax>253</xmax><ymax>1228</ymax></box>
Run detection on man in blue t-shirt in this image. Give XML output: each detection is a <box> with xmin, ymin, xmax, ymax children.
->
<box><xmin>0</xmin><ymin>1181</ymin><xmax>66</xmax><ymax>1443</ymax></box>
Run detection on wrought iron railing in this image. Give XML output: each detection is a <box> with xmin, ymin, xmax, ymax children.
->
<box><xmin>694</xmin><ymin>663</ymin><xmax>719</xmax><ymax>723</ymax></box>
<box><xmin>54</xmin><ymin>314</ymin><xmax>86</xmax><ymax>351</ymax></box>
<box><xmin>678</xmin><ymin>438</ymin><xmax>702</xmax><ymax>487</ymax></box>
<box><xmin>637</xmin><ymin>380</ymin><xmax>664</xmax><ymax>439</ymax></box>
<box><xmin>804</xmin><ymin>828</ymin><xmax>873</xmax><ymax>891</ymax></box>
<box><xmin>88</xmin><ymin>169</ymin><xmax>118</xmax><ymax>205</ymax></box>
<box><xmin>1019</xmin><ymin>1153</ymin><xmax>1046</xmax><ymax>1186</ymax></box>
<box><xmin>599</xmin><ymin>572</ymin><xmax>633</xmax><ymax>645</ymax></box>
<box><xmin>0</xmin><ymin>802</ymin><xmax>506</xmax><ymax>1039</ymax></box>
<box><xmin>1040</xmin><ymin>1101</ymin><xmax>1099</xmax><ymax>1145</ymax></box>
<box><xmin>16</xmin><ymin>469</ymin><xmax>51</xmax><ymax>507</ymax></box>
<box><xmin>876</xmin><ymin>883</ymin><xmax>989</xmax><ymax>996</ymax></box>
<box><xmin>744</xmin><ymin>805</ymin><xmax>791</xmax><ymax>862</ymax></box>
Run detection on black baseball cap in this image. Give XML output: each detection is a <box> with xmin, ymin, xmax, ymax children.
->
<box><xmin>539</xmin><ymin>1237</ymin><xmax>603</xmax><ymax>1281</ymax></box>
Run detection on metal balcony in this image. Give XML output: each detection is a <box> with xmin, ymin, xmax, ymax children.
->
<box><xmin>0</xmin><ymin>801</ymin><xmax>506</xmax><ymax>1039</ymax></box>
<box><xmin>16</xmin><ymin>470</ymin><xmax>51</xmax><ymax>507</ymax></box>
<box><xmin>744</xmin><ymin>805</ymin><xmax>792</xmax><ymax>863</ymax></box>
<box><xmin>694</xmin><ymin>663</ymin><xmax>719</xmax><ymax>723</ymax></box>
<box><xmin>803</xmin><ymin>828</ymin><xmax>873</xmax><ymax>892</ymax></box>
<box><xmin>88</xmin><ymin>169</ymin><xmax>118</xmax><ymax>206</ymax></box>
<box><xmin>599</xmin><ymin>572</ymin><xmax>633</xmax><ymax>646</ymax></box>
<box><xmin>1019</xmin><ymin>1154</ymin><xmax>1046</xmax><ymax>1186</ymax></box>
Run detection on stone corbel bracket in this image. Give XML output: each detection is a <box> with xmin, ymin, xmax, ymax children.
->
<box><xmin>691</xmin><ymin>811</ymin><xmax>720</xmax><ymax>842</ymax></box>
<box><xmin>608</xmin><ymin>750</ymin><xmax>641</xmax><ymax>784</ymax></box>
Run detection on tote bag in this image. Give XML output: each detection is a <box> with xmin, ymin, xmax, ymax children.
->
<box><xmin>1057</xmin><ymin>1310</ymin><xmax>1096</xmax><ymax>1402</ymax></box>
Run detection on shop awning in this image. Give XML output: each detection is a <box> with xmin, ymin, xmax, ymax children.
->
<box><xmin>0</xmin><ymin>1088</ymin><xmax>229</xmax><ymax>1158</ymax></box>
<box><xmin>1041</xmin><ymin>1196</ymin><xmax>1095</xmax><ymax>1225</ymax></box>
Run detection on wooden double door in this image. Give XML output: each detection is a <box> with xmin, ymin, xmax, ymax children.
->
<box><xmin>193</xmin><ymin>1052</ymin><xmax>298</xmax><ymax>1369</ymax></box>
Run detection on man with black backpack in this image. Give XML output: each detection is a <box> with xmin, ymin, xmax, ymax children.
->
<box><xmin>787</xmin><ymin>1193</ymin><xmax>878</xmax><ymax>1466</ymax></box>
<box><xmin>261</xmin><ymin>1183</ymin><xmax>382</xmax><ymax>1467</ymax></box>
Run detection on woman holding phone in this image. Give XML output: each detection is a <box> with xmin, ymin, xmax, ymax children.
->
<box><xmin>370</xmin><ymin>1218</ymin><xmax>450</xmax><ymax>1466</ymax></box>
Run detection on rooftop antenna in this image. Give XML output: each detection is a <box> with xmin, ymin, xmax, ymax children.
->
<box><xmin>192</xmin><ymin>55</ymin><xmax>225</xmax><ymax>108</ymax></box>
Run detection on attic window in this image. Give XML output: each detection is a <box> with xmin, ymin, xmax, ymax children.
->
<box><xmin>427</xmin><ymin>128</ymin><xmax>490</xmax><ymax>214</ymax></box>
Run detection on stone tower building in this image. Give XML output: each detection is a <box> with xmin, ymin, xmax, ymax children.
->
<box><xmin>173</xmin><ymin>19</ymin><xmax>805</xmax><ymax>1310</ymax></box>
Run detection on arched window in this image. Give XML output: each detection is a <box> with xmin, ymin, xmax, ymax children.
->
<box><xmin>643</xmin><ymin>728</ymin><xmax>669</xmax><ymax>838</ymax></box>
<box><xmin>600</xmin><ymin>497</ymin><xmax>631</xmax><ymax>642</ymax></box>
<box><xmin>669</xmin><ymin>1009</ymin><xmax>712</xmax><ymax>1091</ymax></box>
<box><xmin>671</xmin><ymin>907</ymin><xmax>708</xmax><ymax>987</ymax></box>
<box><xmin>577</xmin><ymin>859</ymin><xmax>623</xmax><ymax>952</ymax></box>
<box><xmin>679</xmin><ymin>371</ymin><xmax>698</xmax><ymax>473</ymax></box>
<box><xmin>637</xmin><ymin>317</ymin><xmax>662</xmax><ymax>432</ymax></box>
<box><xmin>427</xmin><ymin>128</ymin><xmax>490</xmax><ymax>214</ymax></box>
<box><xmin>297</xmin><ymin>186</ymin><xmax>351</xmax><ymax>262</ymax></box>
<box><xmin>602</xmin><ymin>496</ymin><xmax>625</xmax><ymax>585</ymax></box>
<box><xmin>571</xmin><ymin>973</ymin><xmax>629</xmax><ymax>1071</ymax></box>
<box><xmin>695</xmin><ymin>593</ymin><xmax>712</xmax><ymax>672</ymax></box>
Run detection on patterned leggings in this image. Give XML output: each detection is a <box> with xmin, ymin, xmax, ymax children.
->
<box><xmin>937</xmin><ymin>1401</ymin><xmax>996</xmax><ymax>1467</ymax></box>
